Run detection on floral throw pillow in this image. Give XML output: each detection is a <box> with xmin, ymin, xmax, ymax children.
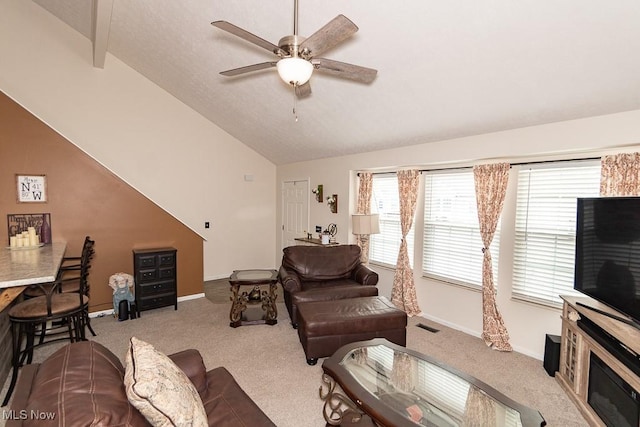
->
<box><xmin>124</xmin><ymin>337</ymin><xmax>208</xmax><ymax>427</ymax></box>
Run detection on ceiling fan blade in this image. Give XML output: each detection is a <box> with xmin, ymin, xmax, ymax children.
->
<box><xmin>211</xmin><ymin>21</ymin><xmax>285</xmax><ymax>56</ymax></box>
<box><xmin>220</xmin><ymin>62</ymin><xmax>277</xmax><ymax>77</ymax></box>
<box><xmin>298</xmin><ymin>15</ymin><xmax>358</xmax><ymax>58</ymax></box>
<box><xmin>295</xmin><ymin>82</ymin><xmax>312</xmax><ymax>98</ymax></box>
<box><xmin>313</xmin><ymin>58</ymin><xmax>377</xmax><ymax>84</ymax></box>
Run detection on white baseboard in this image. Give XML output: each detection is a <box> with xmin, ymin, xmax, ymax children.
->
<box><xmin>179</xmin><ymin>293</ymin><xmax>205</xmax><ymax>301</ymax></box>
<box><xmin>418</xmin><ymin>312</ymin><xmax>542</xmax><ymax>360</ymax></box>
<box><xmin>204</xmin><ymin>274</ymin><xmax>231</xmax><ymax>281</ymax></box>
<box><xmin>89</xmin><ymin>293</ymin><xmax>205</xmax><ymax>318</ymax></box>
<box><xmin>419</xmin><ymin>312</ymin><xmax>482</xmax><ymax>339</ymax></box>
<box><xmin>90</xmin><ymin>308</ymin><xmax>115</xmax><ymax>318</ymax></box>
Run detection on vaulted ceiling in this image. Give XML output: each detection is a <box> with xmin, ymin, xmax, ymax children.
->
<box><xmin>32</xmin><ymin>0</ymin><xmax>640</xmax><ymax>165</ymax></box>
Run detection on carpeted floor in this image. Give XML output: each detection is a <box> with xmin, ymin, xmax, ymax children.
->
<box><xmin>1</xmin><ymin>285</ymin><xmax>588</xmax><ymax>427</ymax></box>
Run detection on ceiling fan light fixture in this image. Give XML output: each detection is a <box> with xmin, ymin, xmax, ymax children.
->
<box><xmin>276</xmin><ymin>57</ymin><xmax>313</xmax><ymax>86</ymax></box>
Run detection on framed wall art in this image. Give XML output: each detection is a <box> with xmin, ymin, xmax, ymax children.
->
<box><xmin>16</xmin><ymin>174</ymin><xmax>47</xmax><ymax>203</ymax></box>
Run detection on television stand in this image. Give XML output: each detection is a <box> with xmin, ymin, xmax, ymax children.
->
<box><xmin>576</xmin><ymin>315</ymin><xmax>640</xmax><ymax>377</ymax></box>
<box><xmin>558</xmin><ymin>295</ymin><xmax>640</xmax><ymax>426</ymax></box>
<box><xmin>575</xmin><ymin>301</ymin><xmax>640</xmax><ymax>330</ymax></box>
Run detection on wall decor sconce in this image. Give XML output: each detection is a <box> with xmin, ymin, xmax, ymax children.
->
<box><xmin>327</xmin><ymin>194</ymin><xmax>338</xmax><ymax>213</ymax></box>
<box><xmin>311</xmin><ymin>184</ymin><xmax>323</xmax><ymax>202</ymax></box>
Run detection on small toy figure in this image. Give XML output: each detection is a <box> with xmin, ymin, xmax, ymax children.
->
<box><xmin>108</xmin><ymin>273</ymin><xmax>135</xmax><ymax>318</ymax></box>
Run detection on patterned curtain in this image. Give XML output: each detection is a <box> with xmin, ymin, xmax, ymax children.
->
<box><xmin>390</xmin><ymin>352</ymin><xmax>416</xmax><ymax>393</ymax></box>
<box><xmin>462</xmin><ymin>386</ymin><xmax>496</xmax><ymax>427</ymax></box>
<box><xmin>391</xmin><ymin>170</ymin><xmax>422</xmax><ymax>316</ymax></box>
<box><xmin>352</xmin><ymin>347</ymin><xmax>368</xmax><ymax>365</ymax></box>
<box><xmin>473</xmin><ymin>163</ymin><xmax>512</xmax><ymax>352</ymax></box>
<box><xmin>356</xmin><ymin>172</ymin><xmax>373</xmax><ymax>263</ymax></box>
<box><xmin>600</xmin><ymin>153</ymin><xmax>640</xmax><ymax>196</ymax></box>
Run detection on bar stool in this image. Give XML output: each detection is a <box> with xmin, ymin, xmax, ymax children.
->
<box><xmin>1</xmin><ymin>277</ymin><xmax>88</xmax><ymax>407</ymax></box>
<box><xmin>57</xmin><ymin>236</ymin><xmax>96</xmax><ymax>336</ymax></box>
<box><xmin>23</xmin><ymin>236</ymin><xmax>96</xmax><ymax>337</ymax></box>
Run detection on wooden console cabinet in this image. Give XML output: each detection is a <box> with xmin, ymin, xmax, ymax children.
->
<box><xmin>558</xmin><ymin>295</ymin><xmax>640</xmax><ymax>426</ymax></box>
<box><xmin>133</xmin><ymin>247</ymin><xmax>177</xmax><ymax>317</ymax></box>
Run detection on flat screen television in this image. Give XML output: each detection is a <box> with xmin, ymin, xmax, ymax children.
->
<box><xmin>575</xmin><ymin>197</ymin><xmax>640</xmax><ymax>328</ymax></box>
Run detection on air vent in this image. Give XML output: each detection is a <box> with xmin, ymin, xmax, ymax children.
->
<box><xmin>416</xmin><ymin>323</ymin><xmax>440</xmax><ymax>333</ymax></box>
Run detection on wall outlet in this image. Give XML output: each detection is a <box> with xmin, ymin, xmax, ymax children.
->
<box><xmin>315</xmin><ymin>225</ymin><xmax>322</xmax><ymax>233</ymax></box>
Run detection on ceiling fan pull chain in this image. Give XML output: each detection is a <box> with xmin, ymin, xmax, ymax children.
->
<box><xmin>293</xmin><ymin>84</ymin><xmax>298</xmax><ymax>122</ymax></box>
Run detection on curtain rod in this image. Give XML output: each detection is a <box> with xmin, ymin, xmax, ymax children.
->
<box><xmin>358</xmin><ymin>156</ymin><xmax>601</xmax><ymax>176</ymax></box>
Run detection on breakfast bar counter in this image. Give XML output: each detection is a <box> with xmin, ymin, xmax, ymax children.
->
<box><xmin>0</xmin><ymin>242</ymin><xmax>67</xmax><ymax>290</ymax></box>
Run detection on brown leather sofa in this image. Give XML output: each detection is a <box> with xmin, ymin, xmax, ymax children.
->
<box><xmin>278</xmin><ymin>244</ymin><xmax>379</xmax><ymax>327</ymax></box>
<box><xmin>6</xmin><ymin>341</ymin><xmax>275</xmax><ymax>427</ymax></box>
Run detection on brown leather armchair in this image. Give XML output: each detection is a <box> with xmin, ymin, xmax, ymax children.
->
<box><xmin>278</xmin><ymin>245</ymin><xmax>379</xmax><ymax>327</ymax></box>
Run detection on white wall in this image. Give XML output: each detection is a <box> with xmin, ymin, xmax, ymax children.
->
<box><xmin>0</xmin><ymin>0</ymin><xmax>277</xmax><ymax>279</ymax></box>
<box><xmin>276</xmin><ymin>110</ymin><xmax>640</xmax><ymax>359</ymax></box>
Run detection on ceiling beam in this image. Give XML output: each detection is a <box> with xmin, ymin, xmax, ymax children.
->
<box><xmin>91</xmin><ymin>0</ymin><xmax>114</xmax><ymax>68</ymax></box>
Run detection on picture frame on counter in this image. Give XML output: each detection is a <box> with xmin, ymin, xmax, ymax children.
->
<box><xmin>7</xmin><ymin>213</ymin><xmax>52</xmax><ymax>246</ymax></box>
<box><xmin>16</xmin><ymin>174</ymin><xmax>47</xmax><ymax>203</ymax></box>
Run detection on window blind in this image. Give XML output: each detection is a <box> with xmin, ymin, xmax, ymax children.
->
<box><xmin>368</xmin><ymin>345</ymin><xmax>469</xmax><ymax>422</ymax></box>
<box><xmin>370</xmin><ymin>175</ymin><xmax>415</xmax><ymax>268</ymax></box>
<box><xmin>512</xmin><ymin>162</ymin><xmax>601</xmax><ymax>306</ymax></box>
<box><xmin>422</xmin><ymin>171</ymin><xmax>499</xmax><ymax>289</ymax></box>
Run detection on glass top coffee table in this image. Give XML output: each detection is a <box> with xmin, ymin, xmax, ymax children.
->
<box><xmin>320</xmin><ymin>338</ymin><xmax>546</xmax><ymax>427</ymax></box>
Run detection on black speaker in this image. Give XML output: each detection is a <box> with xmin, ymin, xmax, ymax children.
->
<box><xmin>118</xmin><ymin>300</ymin><xmax>129</xmax><ymax>322</ymax></box>
<box><xmin>543</xmin><ymin>334</ymin><xmax>561</xmax><ymax>376</ymax></box>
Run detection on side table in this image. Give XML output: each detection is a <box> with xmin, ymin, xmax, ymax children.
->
<box><xmin>228</xmin><ymin>269</ymin><xmax>278</xmax><ymax>328</ymax></box>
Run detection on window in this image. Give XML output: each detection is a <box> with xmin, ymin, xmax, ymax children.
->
<box><xmin>422</xmin><ymin>171</ymin><xmax>499</xmax><ymax>289</ymax></box>
<box><xmin>369</xmin><ymin>175</ymin><xmax>415</xmax><ymax>268</ymax></box>
<box><xmin>512</xmin><ymin>162</ymin><xmax>601</xmax><ymax>306</ymax></box>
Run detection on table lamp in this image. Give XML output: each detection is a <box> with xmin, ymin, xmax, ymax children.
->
<box><xmin>352</xmin><ymin>214</ymin><xmax>380</xmax><ymax>262</ymax></box>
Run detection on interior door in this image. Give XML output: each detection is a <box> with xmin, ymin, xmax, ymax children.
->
<box><xmin>282</xmin><ymin>180</ymin><xmax>309</xmax><ymax>250</ymax></box>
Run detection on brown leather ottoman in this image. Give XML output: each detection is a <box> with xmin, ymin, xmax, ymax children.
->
<box><xmin>297</xmin><ymin>296</ymin><xmax>407</xmax><ymax>365</ymax></box>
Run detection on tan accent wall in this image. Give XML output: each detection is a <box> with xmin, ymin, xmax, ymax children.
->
<box><xmin>0</xmin><ymin>92</ymin><xmax>204</xmax><ymax>312</ymax></box>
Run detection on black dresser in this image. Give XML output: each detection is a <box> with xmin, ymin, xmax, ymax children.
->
<box><xmin>132</xmin><ymin>247</ymin><xmax>177</xmax><ymax>317</ymax></box>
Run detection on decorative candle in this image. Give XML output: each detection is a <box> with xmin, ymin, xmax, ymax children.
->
<box><xmin>10</xmin><ymin>236</ymin><xmax>17</xmax><ymax>247</ymax></box>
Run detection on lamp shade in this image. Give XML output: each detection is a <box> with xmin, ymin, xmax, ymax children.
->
<box><xmin>352</xmin><ymin>214</ymin><xmax>380</xmax><ymax>235</ymax></box>
<box><xmin>276</xmin><ymin>57</ymin><xmax>313</xmax><ymax>86</ymax></box>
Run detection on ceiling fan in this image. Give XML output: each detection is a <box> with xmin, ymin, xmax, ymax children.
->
<box><xmin>211</xmin><ymin>0</ymin><xmax>377</xmax><ymax>99</ymax></box>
